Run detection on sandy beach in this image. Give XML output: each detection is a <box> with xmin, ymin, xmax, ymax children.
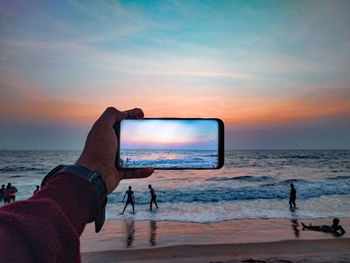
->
<box><xmin>81</xmin><ymin>217</ymin><xmax>350</xmax><ymax>262</ymax></box>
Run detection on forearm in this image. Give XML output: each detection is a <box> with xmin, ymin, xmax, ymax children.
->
<box><xmin>34</xmin><ymin>172</ymin><xmax>98</xmax><ymax>233</ymax></box>
<box><xmin>0</xmin><ymin>172</ymin><xmax>98</xmax><ymax>262</ymax></box>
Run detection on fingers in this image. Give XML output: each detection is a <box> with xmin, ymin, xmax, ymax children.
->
<box><xmin>124</xmin><ymin>108</ymin><xmax>144</xmax><ymax>119</ymax></box>
<box><xmin>98</xmin><ymin>107</ymin><xmax>128</xmax><ymax>125</ymax></box>
<box><xmin>97</xmin><ymin>107</ymin><xmax>144</xmax><ymax>126</ymax></box>
<box><xmin>122</xmin><ymin>167</ymin><xmax>154</xmax><ymax>180</ymax></box>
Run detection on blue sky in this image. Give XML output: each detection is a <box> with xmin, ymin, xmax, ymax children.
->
<box><xmin>0</xmin><ymin>0</ymin><xmax>349</xmax><ymax>149</ymax></box>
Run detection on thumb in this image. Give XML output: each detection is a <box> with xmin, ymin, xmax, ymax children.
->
<box><xmin>98</xmin><ymin>107</ymin><xmax>128</xmax><ymax>126</ymax></box>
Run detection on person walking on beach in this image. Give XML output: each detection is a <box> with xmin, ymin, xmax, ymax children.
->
<box><xmin>121</xmin><ymin>186</ymin><xmax>135</xmax><ymax>214</ymax></box>
<box><xmin>289</xmin><ymin>183</ymin><xmax>296</xmax><ymax>209</ymax></box>
<box><xmin>148</xmin><ymin>184</ymin><xmax>158</xmax><ymax>211</ymax></box>
<box><xmin>33</xmin><ymin>185</ymin><xmax>40</xmax><ymax>195</ymax></box>
<box><xmin>0</xmin><ymin>184</ymin><xmax>5</xmax><ymax>203</ymax></box>
<box><xmin>301</xmin><ymin>218</ymin><xmax>346</xmax><ymax>236</ymax></box>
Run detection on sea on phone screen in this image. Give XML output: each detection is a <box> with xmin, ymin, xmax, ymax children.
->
<box><xmin>120</xmin><ymin>149</ymin><xmax>218</xmax><ymax>168</ymax></box>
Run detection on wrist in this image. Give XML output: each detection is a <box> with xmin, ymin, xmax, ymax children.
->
<box><xmin>42</xmin><ymin>164</ymin><xmax>108</xmax><ymax>233</ymax></box>
<box><xmin>75</xmin><ymin>156</ymin><xmax>102</xmax><ymax>176</ymax></box>
<box><xmin>75</xmin><ymin>154</ymin><xmax>118</xmax><ymax>194</ymax></box>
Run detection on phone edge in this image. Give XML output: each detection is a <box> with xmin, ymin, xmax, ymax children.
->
<box><xmin>114</xmin><ymin>118</ymin><xmax>225</xmax><ymax>170</ymax></box>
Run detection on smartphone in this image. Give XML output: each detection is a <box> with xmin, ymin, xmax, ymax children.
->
<box><xmin>114</xmin><ymin>118</ymin><xmax>224</xmax><ymax>170</ymax></box>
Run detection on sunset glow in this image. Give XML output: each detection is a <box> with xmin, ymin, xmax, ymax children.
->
<box><xmin>0</xmin><ymin>1</ymin><xmax>349</xmax><ymax>149</ymax></box>
<box><xmin>120</xmin><ymin>120</ymin><xmax>218</xmax><ymax>150</ymax></box>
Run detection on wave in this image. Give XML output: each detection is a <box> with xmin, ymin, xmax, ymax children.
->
<box><xmin>327</xmin><ymin>175</ymin><xmax>350</xmax><ymax>180</ymax></box>
<box><xmin>281</xmin><ymin>179</ymin><xmax>309</xmax><ymax>184</ymax></box>
<box><xmin>108</xmin><ymin>178</ymin><xmax>350</xmax><ymax>205</ymax></box>
<box><xmin>207</xmin><ymin>175</ymin><xmax>274</xmax><ymax>182</ymax></box>
<box><xmin>283</xmin><ymin>155</ymin><xmax>320</xmax><ymax>159</ymax></box>
<box><xmin>0</xmin><ymin>167</ymin><xmax>46</xmax><ymax>173</ymax></box>
<box><xmin>123</xmin><ymin>157</ymin><xmax>217</xmax><ymax>168</ymax></box>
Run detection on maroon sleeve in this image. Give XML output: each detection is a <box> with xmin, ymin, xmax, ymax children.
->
<box><xmin>0</xmin><ymin>172</ymin><xmax>98</xmax><ymax>263</ymax></box>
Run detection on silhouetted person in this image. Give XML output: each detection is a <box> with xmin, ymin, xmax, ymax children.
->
<box><xmin>3</xmin><ymin>185</ymin><xmax>10</xmax><ymax>204</ymax></box>
<box><xmin>148</xmin><ymin>184</ymin><xmax>158</xmax><ymax>211</ymax></box>
<box><xmin>289</xmin><ymin>183</ymin><xmax>296</xmax><ymax>209</ymax></box>
<box><xmin>33</xmin><ymin>185</ymin><xmax>40</xmax><ymax>195</ymax></box>
<box><xmin>6</xmin><ymin>183</ymin><xmax>17</xmax><ymax>203</ymax></box>
<box><xmin>0</xmin><ymin>184</ymin><xmax>5</xmax><ymax>203</ymax></box>
<box><xmin>121</xmin><ymin>186</ymin><xmax>135</xmax><ymax>214</ymax></box>
<box><xmin>301</xmin><ymin>218</ymin><xmax>346</xmax><ymax>236</ymax></box>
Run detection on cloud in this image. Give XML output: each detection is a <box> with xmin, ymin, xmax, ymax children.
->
<box><xmin>0</xmin><ymin>77</ymin><xmax>102</xmax><ymax>124</ymax></box>
<box><xmin>1</xmin><ymin>74</ymin><xmax>349</xmax><ymax>129</ymax></box>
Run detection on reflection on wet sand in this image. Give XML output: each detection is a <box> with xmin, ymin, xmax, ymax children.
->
<box><xmin>124</xmin><ymin>220</ymin><xmax>135</xmax><ymax>248</ymax></box>
<box><xmin>291</xmin><ymin>219</ymin><xmax>300</xmax><ymax>238</ymax></box>
<box><xmin>123</xmin><ymin>220</ymin><xmax>158</xmax><ymax>248</ymax></box>
<box><xmin>150</xmin><ymin>221</ymin><xmax>157</xmax><ymax>246</ymax></box>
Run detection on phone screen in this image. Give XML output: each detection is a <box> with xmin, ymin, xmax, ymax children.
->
<box><xmin>116</xmin><ymin>118</ymin><xmax>224</xmax><ymax>169</ymax></box>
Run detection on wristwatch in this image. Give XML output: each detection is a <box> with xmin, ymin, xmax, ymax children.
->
<box><xmin>41</xmin><ymin>165</ymin><xmax>107</xmax><ymax>233</ymax></box>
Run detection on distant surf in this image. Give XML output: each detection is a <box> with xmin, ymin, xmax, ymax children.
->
<box><xmin>1</xmin><ymin>150</ymin><xmax>350</xmax><ymax>222</ymax></box>
<box><xmin>120</xmin><ymin>149</ymin><xmax>218</xmax><ymax>168</ymax></box>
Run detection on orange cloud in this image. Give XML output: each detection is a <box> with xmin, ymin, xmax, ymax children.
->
<box><xmin>0</xmin><ymin>78</ymin><xmax>102</xmax><ymax>124</ymax></box>
<box><xmin>1</xmin><ymin>78</ymin><xmax>349</xmax><ymax>128</ymax></box>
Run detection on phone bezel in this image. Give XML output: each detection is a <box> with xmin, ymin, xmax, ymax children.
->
<box><xmin>114</xmin><ymin>118</ymin><xmax>224</xmax><ymax>170</ymax></box>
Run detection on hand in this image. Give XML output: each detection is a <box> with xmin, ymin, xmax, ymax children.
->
<box><xmin>75</xmin><ymin>107</ymin><xmax>154</xmax><ymax>194</ymax></box>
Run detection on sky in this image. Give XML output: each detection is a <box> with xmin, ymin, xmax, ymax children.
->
<box><xmin>0</xmin><ymin>0</ymin><xmax>349</xmax><ymax>150</ymax></box>
<box><xmin>120</xmin><ymin>119</ymin><xmax>218</xmax><ymax>150</ymax></box>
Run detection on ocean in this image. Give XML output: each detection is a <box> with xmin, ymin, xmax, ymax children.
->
<box><xmin>120</xmin><ymin>149</ymin><xmax>218</xmax><ymax>168</ymax></box>
<box><xmin>1</xmin><ymin>150</ymin><xmax>350</xmax><ymax>222</ymax></box>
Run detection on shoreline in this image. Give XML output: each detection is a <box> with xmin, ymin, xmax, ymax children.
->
<box><xmin>81</xmin><ymin>217</ymin><xmax>350</xmax><ymax>262</ymax></box>
<box><xmin>82</xmin><ymin>239</ymin><xmax>350</xmax><ymax>263</ymax></box>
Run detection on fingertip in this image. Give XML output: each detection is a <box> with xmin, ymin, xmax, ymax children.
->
<box><xmin>146</xmin><ymin>167</ymin><xmax>154</xmax><ymax>175</ymax></box>
<box><xmin>135</xmin><ymin>108</ymin><xmax>144</xmax><ymax>119</ymax></box>
<box><xmin>141</xmin><ymin>167</ymin><xmax>154</xmax><ymax>178</ymax></box>
<box><xmin>124</xmin><ymin>108</ymin><xmax>144</xmax><ymax>119</ymax></box>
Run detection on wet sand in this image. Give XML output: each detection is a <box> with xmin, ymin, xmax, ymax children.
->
<box><xmin>81</xmin><ymin>217</ymin><xmax>350</xmax><ymax>262</ymax></box>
